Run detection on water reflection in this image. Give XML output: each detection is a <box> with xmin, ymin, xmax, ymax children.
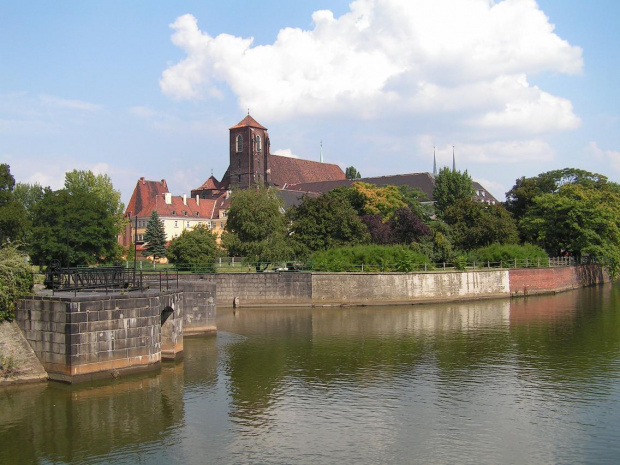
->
<box><xmin>2</xmin><ymin>286</ymin><xmax>620</xmax><ymax>464</ymax></box>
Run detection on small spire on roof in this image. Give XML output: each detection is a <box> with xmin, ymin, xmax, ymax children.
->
<box><xmin>433</xmin><ymin>146</ymin><xmax>437</xmax><ymax>177</ymax></box>
<box><xmin>247</xmin><ymin>108</ymin><xmax>250</xmax><ymax>116</ymax></box>
<box><xmin>320</xmin><ymin>140</ymin><xmax>323</xmax><ymax>163</ymax></box>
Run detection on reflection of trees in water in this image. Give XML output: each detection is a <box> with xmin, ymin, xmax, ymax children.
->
<box><xmin>221</xmin><ymin>287</ymin><xmax>620</xmax><ymax>422</ymax></box>
<box><xmin>0</xmin><ymin>363</ymin><xmax>186</xmax><ymax>464</ymax></box>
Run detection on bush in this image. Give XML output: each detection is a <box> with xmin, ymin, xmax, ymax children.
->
<box><xmin>312</xmin><ymin>245</ymin><xmax>431</xmax><ymax>272</ymax></box>
<box><xmin>467</xmin><ymin>243</ymin><xmax>548</xmax><ymax>266</ymax></box>
<box><xmin>0</xmin><ymin>245</ymin><xmax>33</xmax><ymax>321</ymax></box>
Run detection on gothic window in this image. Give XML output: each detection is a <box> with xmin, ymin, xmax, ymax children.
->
<box><xmin>238</xmin><ymin>174</ymin><xmax>241</xmax><ymax>183</ymax></box>
<box><xmin>236</xmin><ymin>134</ymin><xmax>243</xmax><ymax>152</ymax></box>
<box><xmin>256</xmin><ymin>135</ymin><xmax>262</xmax><ymax>152</ymax></box>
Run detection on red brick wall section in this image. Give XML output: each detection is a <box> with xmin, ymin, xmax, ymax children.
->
<box><xmin>509</xmin><ymin>265</ymin><xmax>609</xmax><ymax>296</ymax></box>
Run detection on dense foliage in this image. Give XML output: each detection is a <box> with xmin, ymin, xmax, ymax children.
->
<box><xmin>287</xmin><ymin>194</ymin><xmax>369</xmax><ymax>257</ymax></box>
<box><xmin>0</xmin><ymin>245</ymin><xmax>33</xmax><ymax>321</ymax></box>
<box><xmin>0</xmin><ymin>164</ymin><xmax>28</xmax><ymax>246</ymax></box>
<box><xmin>167</xmin><ymin>225</ymin><xmax>220</xmax><ymax>271</ymax></box>
<box><xmin>433</xmin><ymin>167</ymin><xmax>475</xmax><ymax>215</ymax></box>
<box><xmin>312</xmin><ymin>245</ymin><xmax>431</xmax><ymax>272</ymax></box>
<box><xmin>143</xmin><ymin>210</ymin><xmax>168</xmax><ymax>263</ymax></box>
<box><xmin>222</xmin><ymin>187</ymin><xmax>293</xmax><ymax>264</ymax></box>
<box><xmin>467</xmin><ymin>243</ymin><xmax>548</xmax><ymax>265</ymax></box>
<box><xmin>345</xmin><ymin>166</ymin><xmax>361</xmax><ymax>179</ymax></box>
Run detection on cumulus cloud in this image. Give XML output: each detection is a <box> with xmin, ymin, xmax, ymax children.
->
<box><xmin>161</xmin><ymin>0</ymin><xmax>582</xmax><ymax>134</ymax></box>
<box><xmin>272</xmin><ymin>148</ymin><xmax>299</xmax><ymax>158</ymax></box>
<box><xmin>586</xmin><ymin>142</ymin><xmax>620</xmax><ymax>172</ymax></box>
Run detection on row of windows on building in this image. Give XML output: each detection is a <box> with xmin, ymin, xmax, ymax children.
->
<box><xmin>236</xmin><ymin>134</ymin><xmax>262</xmax><ymax>153</ymax></box>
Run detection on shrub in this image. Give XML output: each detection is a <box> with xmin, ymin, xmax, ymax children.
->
<box><xmin>312</xmin><ymin>245</ymin><xmax>431</xmax><ymax>272</ymax></box>
<box><xmin>467</xmin><ymin>243</ymin><xmax>548</xmax><ymax>266</ymax></box>
<box><xmin>0</xmin><ymin>245</ymin><xmax>33</xmax><ymax>321</ymax></box>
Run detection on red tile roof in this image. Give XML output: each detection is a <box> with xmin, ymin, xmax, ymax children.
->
<box><xmin>269</xmin><ymin>155</ymin><xmax>346</xmax><ymax>187</ymax></box>
<box><xmin>194</xmin><ymin>176</ymin><xmax>220</xmax><ymax>191</ymax></box>
<box><xmin>230</xmin><ymin>115</ymin><xmax>267</xmax><ymax>130</ymax></box>
<box><xmin>125</xmin><ymin>178</ymin><xmax>169</xmax><ymax>218</ymax></box>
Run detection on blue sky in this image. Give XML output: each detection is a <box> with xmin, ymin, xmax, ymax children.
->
<box><xmin>2</xmin><ymin>0</ymin><xmax>620</xmax><ymax>205</ymax></box>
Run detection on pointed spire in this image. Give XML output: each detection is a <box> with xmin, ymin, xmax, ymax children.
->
<box><xmin>433</xmin><ymin>146</ymin><xmax>437</xmax><ymax>177</ymax></box>
<box><xmin>452</xmin><ymin>146</ymin><xmax>456</xmax><ymax>172</ymax></box>
<box><xmin>320</xmin><ymin>140</ymin><xmax>324</xmax><ymax>163</ymax></box>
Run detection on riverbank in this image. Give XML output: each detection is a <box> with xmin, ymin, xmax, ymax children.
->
<box><xmin>0</xmin><ymin>320</ymin><xmax>48</xmax><ymax>386</ymax></box>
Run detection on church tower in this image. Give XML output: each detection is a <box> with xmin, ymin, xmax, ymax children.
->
<box><xmin>228</xmin><ymin>114</ymin><xmax>270</xmax><ymax>189</ymax></box>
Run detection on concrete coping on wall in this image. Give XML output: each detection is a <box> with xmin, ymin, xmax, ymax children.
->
<box><xmin>25</xmin><ymin>289</ymin><xmax>181</xmax><ymax>303</ymax></box>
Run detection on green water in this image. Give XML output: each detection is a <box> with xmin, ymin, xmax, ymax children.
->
<box><xmin>2</xmin><ymin>284</ymin><xmax>620</xmax><ymax>464</ymax></box>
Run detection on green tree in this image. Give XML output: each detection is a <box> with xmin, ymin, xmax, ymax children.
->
<box><xmin>505</xmin><ymin>168</ymin><xmax>610</xmax><ymax>225</ymax></box>
<box><xmin>519</xmin><ymin>183</ymin><xmax>620</xmax><ymax>276</ymax></box>
<box><xmin>0</xmin><ymin>245</ymin><xmax>33</xmax><ymax>321</ymax></box>
<box><xmin>0</xmin><ymin>164</ymin><xmax>28</xmax><ymax>245</ymax></box>
<box><xmin>345</xmin><ymin>166</ymin><xmax>361</xmax><ymax>180</ymax></box>
<box><xmin>13</xmin><ymin>182</ymin><xmax>45</xmax><ymax>223</ymax></box>
<box><xmin>64</xmin><ymin>170</ymin><xmax>125</xmax><ymax>236</ymax></box>
<box><xmin>442</xmin><ymin>199</ymin><xmax>519</xmax><ymax>250</ymax></box>
<box><xmin>143</xmin><ymin>211</ymin><xmax>167</xmax><ymax>263</ymax></box>
<box><xmin>432</xmin><ymin>167</ymin><xmax>475</xmax><ymax>215</ymax></box>
<box><xmin>287</xmin><ymin>194</ymin><xmax>369</xmax><ymax>257</ymax></box>
<box><xmin>221</xmin><ymin>187</ymin><xmax>292</xmax><ymax>264</ymax></box>
<box><xmin>30</xmin><ymin>188</ymin><xmax>120</xmax><ymax>266</ymax></box>
<box><xmin>167</xmin><ymin>225</ymin><xmax>220</xmax><ymax>270</ymax></box>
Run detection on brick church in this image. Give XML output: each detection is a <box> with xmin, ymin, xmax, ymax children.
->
<box><xmin>121</xmin><ymin>114</ymin><xmax>498</xmax><ymax>249</ymax></box>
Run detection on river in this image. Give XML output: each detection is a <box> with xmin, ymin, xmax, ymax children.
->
<box><xmin>2</xmin><ymin>284</ymin><xmax>620</xmax><ymax>464</ymax></box>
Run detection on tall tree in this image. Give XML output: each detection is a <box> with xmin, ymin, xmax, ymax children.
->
<box><xmin>287</xmin><ymin>194</ymin><xmax>369</xmax><ymax>256</ymax></box>
<box><xmin>221</xmin><ymin>187</ymin><xmax>292</xmax><ymax>263</ymax></box>
<box><xmin>432</xmin><ymin>167</ymin><xmax>475</xmax><ymax>215</ymax></box>
<box><xmin>143</xmin><ymin>211</ymin><xmax>167</xmax><ymax>263</ymax></box>
<box><xmin>0</xmin><ymin>164</ymin><xmax>28</xmax><ymax>245</ymax></box>
<box><xmin>352</xmin><ymin>182</ymin><xmax>407</xmax><ymax>219</ymax></box>
<box><xmin>345</xmin><ymin>166</ymin><xmax>361</xmax><ymax>180</ymax></box>
<box><xmin>519</xmin><ymin>182</ymin><xmax>620</xmax><ymax>276</ymax></box>
<box><xmin>30</xmin><ymin>188</ymin><xmax>120</xmax><ymax>266</ymax></box>
<box><xmin>505</xmin><ymin>168</ymin><xmax>609</xmax><ymax>224</ymax></box>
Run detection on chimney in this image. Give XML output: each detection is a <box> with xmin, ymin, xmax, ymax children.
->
<box><xmin>164</xmin><ymin>192</ymin><xmax>172</xmax><ymax>205</ymax></box>
<box><xmin>196</xmin><ymin>195</ymin><xmax>200</xmax><ymax>206</ymax></box>
<box><xmin>183</xmin><ymin>194</ymin><xmax>187</xmax><ymax>205</ymax></box>
<box><xmin>140</xmin><ymin>177</ymin><xmax>145</xmax><ymax>184</ymax></box>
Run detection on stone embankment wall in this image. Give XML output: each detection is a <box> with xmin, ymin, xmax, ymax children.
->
<box><xmin>16</xmin><ymin>291</ymin><xmax>183</xmax><ymax>383</ymax></box>
<box><xmin>194</xmin><ymin>265</ymin><xmax>608</xmax><ymax>308</ymax></box>
<box><xmin>176</xmin><ymin>280</ymin><xmax>217</xmax><ymax>335</ymax></box>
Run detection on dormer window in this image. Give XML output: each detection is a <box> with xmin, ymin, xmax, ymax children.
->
<box><xmin>171</xmin><ymin>211</ymin><xmax>176</xmax><ymax>215</ymax></box>
<box><xmin>256</xmin><ymin>135</ymin><xmax>262</xmax><ymax>152</ymax></box>
<box><xmin>236</xmin><ymin>134</ymin><xmax>243</xmax><ymax>152</ymax></box>
<box><xmin>183</xmin><ymin>211</ymin><xmax>187</xmax><ymax>216</ymax></box>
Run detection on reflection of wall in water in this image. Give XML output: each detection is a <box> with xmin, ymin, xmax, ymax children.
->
<box><xmin>0</xmin><ymin>367</ymin><xmax>185</xmax><ymax>463</ymax></box>
<box><xmin>309</xmin><ymin>301</ymin><xmax>511</xmax><ymax>337</ymax></box>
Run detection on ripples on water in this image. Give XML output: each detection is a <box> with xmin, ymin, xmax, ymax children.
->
<box><xmin>2</xmin><ymin>285</ymin><xmax>620</xmax><ymax>464</ymax></box>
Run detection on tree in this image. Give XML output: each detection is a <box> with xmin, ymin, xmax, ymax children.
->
<box><xmin>519</xmin><ymin>183</ymin><xmax>620</xmax><ymax>276</ymax></box>
<box><xmin>389</xmin><ymin>207</ymin><xmax>431</xmax><ymax>244</ymax></box>
<box><xmin>30</xmin><ymin>188</ymin><xmax>121</xmax><ymax>266</ymax></box>
<box><xmin>442</xmin><ymin>199</ymin><xmax>519</xmax><ymax>250</ymax></box>
<box><xmin>352</xmin><ymin>182</ymin><xmax>407</xmax><ymax>218</ymax></box>
<box><xmin>13</xmin><ymin>182</ymin><xmax>45</xmax><ymax>222</ymax></box>
<box><xmin>167</xmin><ymin>225</ymin><xmax>220</xmax><ymax>269</ymax></box>
<box><xmin>432</xmin><ymin>167</ymin><xmax>475</xmax><ymax>215</ymax></box>
<box><xmin>143</xmin><ymin>211</ymin><xmax>167</xmax><ymax>263</ymax></box>
<box><xmin>0</xmin><ymin>164</ymin><xmax>28</xmax><ymax>245</ymax></box>
<box><xmin>64</xmin><ymin>170</ymin><xmax>126</xmax><ymax>236</ymax></box>
<box><xmin>221</xmin><ymin>187</ymin><xmax>292</xmax><ymax>264</ymax></box>
<box><xmin>0</xmin><ymin>245</ymin><xmax>33</xmax><ymax>321</ymax></box>
<box><xmin>505</xmin><ymin>168</ymin><xmax>610</xmax><ymax>225</ymax></box>
<box><xmin>345</xmin><ymin>166</ymin><xmax>361</xmax><ymax>180</ymax></box>
<box><xmin>287</xmin><ymin>194</ymin><xmax>369</xmax><ymax>256</ymax></box>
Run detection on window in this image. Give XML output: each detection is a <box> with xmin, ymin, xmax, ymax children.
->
<box><xmin>186</xmin><ymin>221</ymin><xmax>190</xmax><ymax>227</ymax></box>
<box><xmin>174</xmin><ymin>221</ymin><xmax>178</xmax><ymax>228</ymax></box>
<box><xmin>236</xmin><ymin>134</ymin><xmax>243</xmax><ymax>152</ymax></box>
<box><xmin>238</xmin><ymin>174</ymin><xmax>241</xmax><ymax>183</ymax></box>
<box><xmin>256</xmin><ymin>135</ymin><xmax>262</xmax><ymax>152</ymax></box>
<box><xmin>171</xmin><ymin>211</ymin><xmax>176</xmax><ymax>215</ymax></box>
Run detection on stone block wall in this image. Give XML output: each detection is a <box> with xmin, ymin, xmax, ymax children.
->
<box><xmin>16</xmin><ymin>290</ymin><xmax>183</xmax><ymax>383</ymax></box>
<box><xmin>176</xmin><ymin>280</ymin><xmax>217</xmax><ymax>336</ymax></box>
<box><xmin>211</xmin><ymin>273</ymin><xmax>312</xmax><ymax>307</ymax></box>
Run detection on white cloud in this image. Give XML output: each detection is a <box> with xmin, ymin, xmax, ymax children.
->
<box><xmin>585</xmin><ymin>142</ymin><xmax>620</xmax><ymax>172</ymax></box>
<box><xmin>39</xmin><ymin>94</ymin><xmax>101</xmax><ymax>111</ymax></box>
<box><xmin>272</xmin><ymin>148</ymin><xmax>299</xmax><ymax>158</ymax></box>
<box><xmin>161</xmin><ymin>0</ymin><xmax>582</xmax><ymax>135</ymax></box>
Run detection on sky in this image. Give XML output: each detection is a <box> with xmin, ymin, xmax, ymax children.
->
<box><xmin>2</xmin><ymin>0</ymin><xmax>620</xmax><ymax>205</ymax></box>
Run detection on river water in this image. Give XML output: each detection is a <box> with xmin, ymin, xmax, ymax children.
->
<box><xmin>2</xmin><ymin>284</ymin><xmax>620</xmax><ymax>464</ymax></box>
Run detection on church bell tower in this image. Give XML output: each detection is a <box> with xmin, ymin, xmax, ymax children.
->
<box><xmin>228</xmin><ymin>114</ymin><xmax>270</xmax><ymax>189</ymax></box>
